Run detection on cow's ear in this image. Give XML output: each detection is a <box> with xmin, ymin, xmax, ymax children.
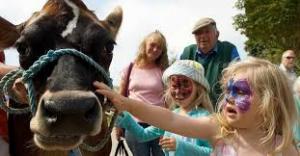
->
<box><xmin>104</xmin><ymin>6</ymin><xmax>123</xmax><ymax>40</ymax></box>
<box><xmin>0</xmin><ymin>17</ymin><xmax>20</xmax><ymax>50</ymax></box>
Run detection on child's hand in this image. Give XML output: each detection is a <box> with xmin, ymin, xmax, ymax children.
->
<box><xmin>93</xmin><ymin>81</ymin><xmax>126</xmax><ymax>111</ymax></box>
<box><xmin>159</xmin><ymin>137</ymin><xmax>176</xmax><ymax>151</ymax></box>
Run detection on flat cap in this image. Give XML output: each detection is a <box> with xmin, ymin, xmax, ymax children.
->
<box><xmin>192</xmin><ymin>17</ymin><xmax>216</xmax><ymax>34</ymax></box>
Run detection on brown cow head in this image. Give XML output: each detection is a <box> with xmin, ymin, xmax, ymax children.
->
<box><xmin>0</xmin><ymin>0</ymin><xmax>122</xmax><ymax>151</ymax></box>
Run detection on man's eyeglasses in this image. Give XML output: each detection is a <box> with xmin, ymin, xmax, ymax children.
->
<box><xmin>285</xmin><ymin>56</ymin><xmax>295</xmax><ymax>59</ymax></box>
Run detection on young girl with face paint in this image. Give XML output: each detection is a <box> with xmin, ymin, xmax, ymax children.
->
<box><xmin>116</xmin><ymin>60</ymin><xmax>213</xmax><ymax>156</ymax></box>
<box><xmin>94</xmin><ymin>57</ymin><xmax>299</xmax><ymax>156</ymax></box>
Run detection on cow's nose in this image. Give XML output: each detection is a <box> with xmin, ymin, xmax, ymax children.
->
<box><xmin>38</xmin><ymin>91</ymin><xmax>102</xmax><ymax>134</ymax></box>
<box><xmin>43</xmin><ymin>97</ymin><xmax>98</xmax><ymax>121</ymax></box>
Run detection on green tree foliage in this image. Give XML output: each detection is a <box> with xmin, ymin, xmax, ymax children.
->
<box><xmin>233</xmin><ymin>0</ymin><xmax>300</xmax><ymax>68</ymax></box>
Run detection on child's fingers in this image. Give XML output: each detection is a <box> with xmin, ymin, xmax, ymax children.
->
<box><xmin>93</xmin><ymin>81</ymin><xmax>126</xmax><ymax>111</ymax></box>
<box><xmin>93</xmin><ymin>81</ymin><xmax>114</xmax><ymax>98</ymax></box>
<box><xmin>93</xmin><ymin>81</ymin><xmax>111</xmax><ymax>90</ymax></box>
<box><xmin>159</xmin><ymin>137</ymin><xmax>176</xmax><ymax>151</ymax></box>
<box><xmin>159</xmin><ymin>137</ymin><xmax>170</xmax><ymax>145</ymax></box>
<box><xmin>95</xmin><ymin>89</ymin><xmax>114</xmax><ymax>97</ymax></box>
<box><xmin>160</xmin><ymin>141</ymin><xmax>175</xmax><ymax>151</ymax></box>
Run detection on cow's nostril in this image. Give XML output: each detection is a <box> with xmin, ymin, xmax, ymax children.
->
<box><xmin>42</xmin><ymin>100</ymin><xmax>58</xmax><ymax>124</ymax></box>
<box><xmin>84</xmin><ymin>102</ymin><xmax>98</xmax><ymax>122</ymax></box>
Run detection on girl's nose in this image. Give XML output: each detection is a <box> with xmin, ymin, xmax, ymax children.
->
<box><xmin>225</xmin><ymin>95</ymin><xmax>235</xmax><ymax>105</ymax></box>
<box><xmin>174</xmin><ymin>88</ymin><xmax>180</xmax><ymax>94</ymax></box>
<box><xmin>153</xmin><ymin>47</ymin><xmax>159</xmax><ymax>52</ymax></box>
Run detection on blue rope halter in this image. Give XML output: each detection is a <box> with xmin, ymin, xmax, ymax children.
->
<box><xmin>0</xmin><ymin>48</ymin><xmax>113</xmax><ymax>114</ymax></box>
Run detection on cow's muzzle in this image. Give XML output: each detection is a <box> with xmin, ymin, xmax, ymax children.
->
<box><xmin>30</xmin><ymin>90</ymin><xmax>103</xmax><ymax>150</ymax></box>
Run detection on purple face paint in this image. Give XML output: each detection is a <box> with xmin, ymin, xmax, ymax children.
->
<box><xmin>225</xmin><ymin>78</ymin><xmax>252</xmax><ymax>112</ymax></box>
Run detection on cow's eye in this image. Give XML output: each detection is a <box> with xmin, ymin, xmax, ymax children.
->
<box><xmin>15</xmin><ymin>35</ymin><xmax>31</xmax><ymax>57</ymax></box>
<box><xmin>104</xmin><ymin>41</ymin><xmax>115</xmax><ymax>54</ymax></box>
<box><xmin>16</xmin><ymin>41</ymin><xmax>29</xmax><ymax>56</ymax></box>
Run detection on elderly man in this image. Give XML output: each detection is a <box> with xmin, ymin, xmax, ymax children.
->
<box><xmin>180</xmin><ymin>17</ymin><xmax>239</xmax><ymax>106</ymax></box>
<box><xmin>280</xmin><ymin>49</ymin><xmax>297</xmax><ymax>87</ymax></box>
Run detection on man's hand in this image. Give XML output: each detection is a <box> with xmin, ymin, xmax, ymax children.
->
<box><xmin>12</xmin><ymin>78</ymin><xmax>28</xmax><ymax>104</ymax></box>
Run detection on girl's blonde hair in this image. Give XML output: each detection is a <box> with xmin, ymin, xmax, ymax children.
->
<box><xmin>135</xmin><ymin>30</ymin><xmax>169</xmax><ymax>70</ymax></box>
<box><xmin>216</xmin><ymin>57</ymin><xmax>297</xmax><ymax>153</ymax></box>
<box><xmin>164</xmin><ymin>81</ymin><xmax>213</xmax><ymax>113</ymax></box>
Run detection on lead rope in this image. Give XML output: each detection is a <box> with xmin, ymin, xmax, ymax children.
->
<box><xmin>0</xmin><ymin>49</ymin><xmax>117</xmax><ymax>153</ymax></box>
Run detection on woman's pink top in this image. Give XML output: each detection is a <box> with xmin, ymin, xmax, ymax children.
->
<box><xmin>121</xmin><ymin>64</ymin><xmax>165</xmax><ymax>122</ymax></box>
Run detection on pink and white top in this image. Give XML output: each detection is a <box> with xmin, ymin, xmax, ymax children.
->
<box><xmin>211</xmin><ymin>137</ymin><xmax>283</xmax><ymax>156</ymax></box>
<box><xmin>211</xmin><ymin>140</ymin><xmax>237</xmax><ymax>156</ymax></box>
<box><xmin>121</xmin><ymin>64</ymin><xmax>165</xmax><ymax>122</ymax></box>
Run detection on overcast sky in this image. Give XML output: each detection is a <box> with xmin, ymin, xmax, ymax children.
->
<box><xmin>0</xmin><ymin>0</ymin><xmax>247</xmax><ymax>85</ymax></box>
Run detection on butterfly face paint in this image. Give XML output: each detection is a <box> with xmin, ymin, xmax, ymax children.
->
<box><xmin>225</xmin><ymin>78</ymin><xmax>252</xmax><ymax>112</ymax></box>
<box><xmin>170</xmin><ymin>75</ymin><xmax>193</xmax><ymax>101</ymax></box>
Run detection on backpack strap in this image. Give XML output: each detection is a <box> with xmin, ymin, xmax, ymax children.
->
<box><xmin>121</xmin><ymin>62</ymin><xmax>133</xmax><ymax>97</ymax></box>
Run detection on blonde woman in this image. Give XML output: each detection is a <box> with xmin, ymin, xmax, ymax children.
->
<box><xmin>95</xmin><ymin>57</ymin><xmax>299</xmax><ymax>155</ymax></box>
<box><xmin>116</xmin><ymin>30</ymin><xmax>168</xmax><ymax>156</ymax></box>
<box><xmin>117</xmin><ymin>60</ymin><xmax>213</xmax><ymax>156</ymax></box>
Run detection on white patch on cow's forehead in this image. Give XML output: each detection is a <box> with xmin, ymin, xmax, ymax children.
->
<box><xmin>61</xmin><ymin>0</ymin><xmax>80</xmax><ymax>38</ymax></box>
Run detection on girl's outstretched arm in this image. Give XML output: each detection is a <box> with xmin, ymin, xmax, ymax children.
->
<box><xmin>94</xmin><ymin>81</ymin><xmax>217</xmax><ymax>141</ymax></box>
